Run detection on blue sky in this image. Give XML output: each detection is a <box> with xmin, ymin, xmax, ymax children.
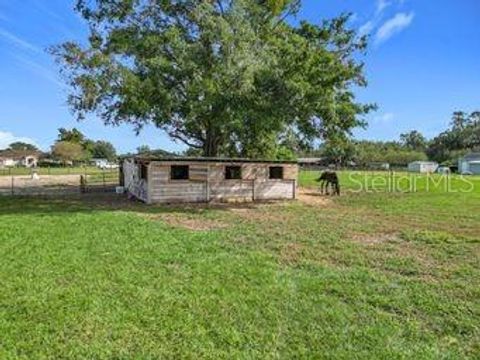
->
<box><xmin>0</xmin><ymin>0</ymin><xmax>479</xmax><ymax>153</ymax></box>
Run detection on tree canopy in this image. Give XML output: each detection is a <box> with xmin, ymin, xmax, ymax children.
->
<box><xmin>52</xmin><ymin>141</ymin><xmax>86</xmax><ymax>164</ymax></box>
<box><xmin>55</xmin><ymin>128</ymin><xmax>117</xmax><ymax>161</ymax></box>
<box><xmin>53</xmin><ymin>0</ymin><xmax>373</xmax><ymax>158</ymax></box>
<box><xmin>92</xmin><ymin>140</ymin><xmax>117</xmax><ymax>160</ymax></box>
<box><xmin>427</xmin><ymin>111</ymin><xmax>480</xmax><ymax>164</ymax></box>
<box><xmin>400</xmin><ymin>130</ymin><xmax>427</xmax><ymax>151</ymax></box>
<box><xmin>57</xmin><ymin>128</ymin><xmax>86</xmax><ymax>144</ymax></box>
<box><xmin>7</xmin><ymin>142</ymin><xmax>38</xmax><ymax>152</ymax></box>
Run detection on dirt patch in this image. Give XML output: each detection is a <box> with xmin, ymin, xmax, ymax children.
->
<box><xmin>227</xmin><ymin>204</ymin><xmax>292</xmax><ymax>224</ymax></box>
<box><xmin>0</xmin><ymin>174</ymin><xmax>82</xmax><ymax>187</ymax></box>
<box><xmin>143</xmin><ymin>213</ymin><xmax>228</xmax><ymax>231</ymax></box>
<box><xmin>297</xmin><ymin>189</ymin><xmax>333</xmax><ymax>207</ymax></box>
<box><xmin>351</xmin><ymin>232</ymin><xmax>400</xmax><ymax>245</ymax></box>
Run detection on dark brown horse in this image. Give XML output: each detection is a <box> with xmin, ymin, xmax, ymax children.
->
<box><xmin>316</xmin><ymin>171</ymin><xmax>340</xmax><ymax>195</ymax></box>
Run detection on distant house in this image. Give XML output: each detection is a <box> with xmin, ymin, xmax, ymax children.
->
<box><xmin>368</xmin><ymin>162</ymin><xmax>390</xmax><ymax>171</ymax></box>
<box><xmin>408</xmin><ymin>161</ymin><xmax>438</xmax><ymax>173</ymax></box>
<box><xmin>458</xmin><ymin>153</ymin><xmax>480</xmax><ymax>175</ymax></box>
<box><xmin>91</xmin><ymin>158</ymin><xmax>109</xmax><ymax>168</ymax></box>
<box><xmin>297</xmin><ymin>158</ymin><xmax>326</xmax><ymax>168</ymax></box>
<box><xmin>0</xmin><ymin>150</ymin><xmax>39</xmax><ymax>168</ymax></box>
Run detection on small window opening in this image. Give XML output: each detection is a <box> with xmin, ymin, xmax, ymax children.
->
<box><xmin>171</xmin><ymin>165</ymin><xmax>189</xmax><ymax>180</ymax></box>
<box><xmin>139</xmin><ymin>163</ymin><xmax>148</xmax><ymax>180</ymax></box>
<box><xmin>269</xmin><ymin>166</ymin><xmax>284</xmax><ymax>179</ymax></box>
<box><xmin>225</xmin><ymin>166</ymin><xmax>242</xmax><ymax>180</ymax></box>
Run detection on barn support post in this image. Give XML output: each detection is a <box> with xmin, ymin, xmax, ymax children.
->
<box><xmin>146</xmin><ymin>162</ymin><xmax>153</xmax><ymax>204</ymax></box>
<box><xmin>206</xmin><ymin>165</ymin><xmax>210</xmax><ymax>203</ymax></box>
<box><xmin>119</xmin><ymin>160</ymin><xmax>124</xmax><ymax>186</ymax></box>
<box><xmin>252</xmin><ymin>179</ymin><xmax>255</xmax><ymax>202</ymax></box>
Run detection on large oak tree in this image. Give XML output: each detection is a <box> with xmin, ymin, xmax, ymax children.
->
<box><xmin>53</xmin><ymin>0</ymin><xmax>373</xmax><ymax>157</ymax></box>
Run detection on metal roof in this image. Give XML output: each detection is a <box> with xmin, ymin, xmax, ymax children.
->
<box><xmin>297</xmin><ymin>157</ymin><xmax>324</xmax><ymax>163</ymax></box>
<box><xmin>130</xmin><ymin>156</ymin><xmax>298</xmax><ymax>164</ymax></box>
<box><xmin>0</xmin><ymin>150</ymin><xmax>41</xmax><ymax>160</ymax></box>
<box><xmin>409</xmin><ymin>161</ymin><xmax>438</xmax><ymax>165</ymax></box>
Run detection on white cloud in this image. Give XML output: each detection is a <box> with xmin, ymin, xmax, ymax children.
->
<box><xmin>32</xmin><ymin>0</ymin><xmax>64</xmax><ymax>21</ymax></box>
<box><xmin>358</xmin><ymin>0</ymin><xmax>411</xmax><ymax>38</ymax></box>
<box><xmin>0</xmin><ymin>27</ymin><xmax>41</xmax><ymax>53</ymax></box>
<box><xmin>14</xmin><ymin>56</ymin><xmax>63</xmax><ymax>87</ymax></box>
<box><xmin>358</xmin><ymin>0</ymin><xmax>390</xmax><ymax>37</ymax></box>
<box><xmin>375</xmin><ymin>12</ymin><xmax>415</xmax><ymax>45</ymax></box>
<box><xmin>0</xmin><ymin>131</ymin><xmax>38</xmax><ymax>150</ymax></box>
<box><xmin>359</xmin><ymin>21</ymin><xmax>375</xmax><ymax>37</ymax></box>
<box><xmin>373</xmin><ymin>113</ymin><xmax>395</xmax><ymax>124</ymax></box>
<box><xmin>376</xmin><ymin>0</ymin><xmax>391</xmax><ymax>15</ymax></box>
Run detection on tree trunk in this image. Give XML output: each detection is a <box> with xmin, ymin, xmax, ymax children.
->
<box><xmin>203</xmin><ymin>128</ymin><xmax>220</xmax><ymax>157</ymax></box>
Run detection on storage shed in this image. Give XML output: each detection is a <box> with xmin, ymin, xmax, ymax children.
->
<box><xmin>122</xmin><ymin>157</ymin><xmax>298</xmax><ymax>204</ymax></box>
<box><xmin>408</xmin><ymin>161</ymin><xmax>438</xmax><ymax>173</ymax></box>
<box><xmin>458</xmin><ymin>153</ymin><xmax>480</xmax><ymax>175</ymax></box>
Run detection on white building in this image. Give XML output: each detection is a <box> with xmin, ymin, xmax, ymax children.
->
<box><xmin>458</xmin><ymin>153</ymin><xmax>480</xmax><ymax>175</ymax></box>
<box><xmin>408</xmin><ymin>161</ymin><xmax>438</xmax><ymax>173</ymax></box>
<box><xmin>91</xmin><ymin>158</ymin><xmax>109</xmax><ymax>168</ymax></box>
<box><xmin>0</xmin><ymin>151</ymin><xmax>38</xmax><ymax>168</ymax></box>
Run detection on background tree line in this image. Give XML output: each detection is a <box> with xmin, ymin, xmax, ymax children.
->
<box><xmin>306</xmin><ymin>110</ymin><xmax>480</xmax><ymax>166</ymax></box>
<box><xmin>0</xmin><ymin>129</ymin><xmax>117</xmax><ymax>166</ymax></box>
<box><xmin>51</xmin><ymin>128</ymin><xmax>117</xmax><ymax>164</ymax></box>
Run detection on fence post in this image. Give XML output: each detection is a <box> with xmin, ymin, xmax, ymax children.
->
<box><xmin>80</xmin><ymin>175</ymin><xmax>86</xmax><ymax>193</ymax></box>
<box><xmin>119</xmin><ymin>160</ymin><xmax>124</xmax><ymax>186</ymax></box>
<box><xmin>102</xmin><ymin>169</ymin><xmax>106</xmax><ymax>190</ymax></box>
<box><xmin>11</xmin><ymin>176</ymin><xmax>14</xmax><ymax>196</ymax></box>
<box><xmin>292</xmin><ymin>179</ymin><xmax>296</xmax><ymax>200</ymax></box>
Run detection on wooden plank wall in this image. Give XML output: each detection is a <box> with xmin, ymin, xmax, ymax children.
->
<box><xmin>147</xmin><ymin>161</ymin><xmax>298</xmax><ymax>203</ymax></box>
<box><xmin>254</xmin><ymin>181</ymin><xmax>295</xmax><ymax>200</ymax></box>
<box><xmin>149</xmin><ymin>163</ymin><xmax>207</xmax><ymax>203</ymax></box>
<box><xmin>123</xmin><ymin>159</ymin><xmax>148</xmax><ymax>202</ymax></box>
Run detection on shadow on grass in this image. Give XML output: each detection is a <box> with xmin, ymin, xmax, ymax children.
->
<box><xmin>0</xmin><ymin>193</ymin><xmax>285</xmax><ymax>216</ymax></box>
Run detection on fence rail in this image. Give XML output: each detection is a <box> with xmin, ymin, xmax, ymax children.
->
<box><xmin>0</xmin><ymin>166</ymin><xmax>116</xmax><ymax>177</ymax></box>
<box><xmin>0</xmin><ymin>168</ymin><xmax>120</xmax><ymax>197</ymax></box>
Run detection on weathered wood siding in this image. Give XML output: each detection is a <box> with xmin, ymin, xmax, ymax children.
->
<box><xmin>149</xmin><ymin>163</ymin><xmax>207</xmax><ymax>203</ymax></box>
<box><xmin>133</xmin><ymin>161</ymin><xmax>298</xmax><ymax>204</ymax></box>
<box><xmin>254</xmin><ymin>180</ymin><xmax>295</xmax><ymax>200</ymax></box>
<box><xmin>123</xmin><ymin>159</ymin><xmax>148</xmax><ymax>202</ymax></box>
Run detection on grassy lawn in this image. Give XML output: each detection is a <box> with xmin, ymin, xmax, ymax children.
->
<box><xmin>0</xmin><ymin>172</ymin><xmax>479</xmax><ymax>358</ymax></box>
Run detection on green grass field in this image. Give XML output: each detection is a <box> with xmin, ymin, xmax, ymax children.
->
<box><xmin>0</xmin><ymin>171</ymin><xmax>479</xmax><ymax>358</ymax></box>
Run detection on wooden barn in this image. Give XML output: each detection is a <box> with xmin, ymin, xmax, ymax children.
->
<box><xmin>122</xmin><ymin>157</ymin><xmax>298</xmax><ymax>204</ymax></box>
